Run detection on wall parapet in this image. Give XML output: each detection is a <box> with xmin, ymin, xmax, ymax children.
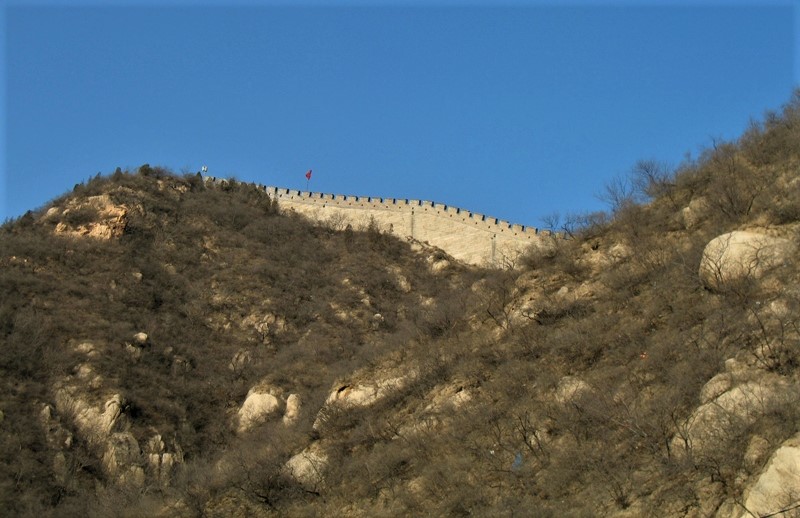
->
<box><xmin>246</xmin><ymin>183</ymin><xmax>541</xmax><ymax>238</ymax></box>
<box><xmin>203</xmin><ymin>175</ymin><xmax>550</xmax><ymax>265</ymax></box>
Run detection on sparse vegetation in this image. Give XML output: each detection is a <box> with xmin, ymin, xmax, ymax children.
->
<box><xmin>2</xmin><ymin>90</ymin><xmax>800</xmax><ymax>516</ymax></box>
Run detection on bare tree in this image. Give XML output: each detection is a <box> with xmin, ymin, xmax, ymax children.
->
<box><xmin>598</xmin><ymin>173</ymin><xmax>637</xmax><ymax>214</ymax></box>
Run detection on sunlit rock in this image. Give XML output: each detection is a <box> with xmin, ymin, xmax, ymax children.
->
<box><xmin>736</xmin><ymin>433</ymin><xmax>800</xmax><ymax>518</ymax></box>
<box><xmin>237</xmin><ymin>389</ymin><xmax>282</xmax><ymax>433</ymax></box>
<box><xmin>699</xmin><ymin>231</ymin><xmax>795</xmax><ymax>289</ymax></box>
<box><xmin>285</xmin><ymin>443</ymin><xmax>328</xmax><ymax>491</ymax></box>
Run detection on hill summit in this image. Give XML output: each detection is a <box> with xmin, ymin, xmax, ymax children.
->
<box><xmin>2</xmin><ymin>91</ymin><xmax>800</xmax><ymax>517</ymax></box>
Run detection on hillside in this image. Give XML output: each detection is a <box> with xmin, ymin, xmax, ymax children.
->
<box><xmin>2</xmin><ymin>90</ymin><xmax>800</xmax><ymax>517</ymax></box>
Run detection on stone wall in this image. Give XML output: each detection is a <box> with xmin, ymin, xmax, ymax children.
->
<box><xmin>205</xmin><ymin>177</ymin><xmax>550</xmax><ymax>266</ymax></box>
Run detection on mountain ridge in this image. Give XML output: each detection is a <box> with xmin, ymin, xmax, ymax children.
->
<box><xmin>2</xmin><ymin>90</ymin><xmax>800</xmax><ymax>516</ymax></box>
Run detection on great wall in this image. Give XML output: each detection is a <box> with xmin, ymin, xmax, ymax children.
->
<box><xmin>204</xmin><ymin>176</ymin><xmax>552</xmax><ymax>266</ymax></box>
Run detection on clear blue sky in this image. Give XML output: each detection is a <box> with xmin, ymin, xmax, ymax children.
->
<box><xmin>3</xmin><ymin>1</ymin><xmax>798</xmax><ymax>228</ymax></box>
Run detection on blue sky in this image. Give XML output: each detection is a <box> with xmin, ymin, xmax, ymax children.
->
<box><xmin>3</xmin><ymin>1</ymin><xmax>798</xmax><ymax>229</ymax></box>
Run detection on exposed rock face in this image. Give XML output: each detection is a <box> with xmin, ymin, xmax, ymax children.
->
<box><xmin>699</xmin><ymin>231</ymin><xmax>796</xmax><ymax>289</ymax></box>
<box><xmin>283</xmin><ymin>394</ymin><xmax>302</xmax><ymax>426</ymax></box>
<box><xmin>102</xmin><ymin>432</ymin><xmax>142</xmax><ymax>480</ymax></box>
<box><xmin>671</xmin><ymin>366</ymin><xmax>793</xmax><ymax>457</ymax></box>
<box><xmin>285</xmin><ymin>443</ymin><xmax>328</xmax><ymax>491</ymax></box>
<box><xmin>54</xmin><ymin>389</ymin><xmax>124</xmax><ymax>441</ymax></box>
<box><xmin>145</xmin><ymin>434</ymin><xmax>183</xmax><ymax>486</ymax></box>
<box><xmin>325</xmin><ymin>374</ymin><xmax>413</xmax><ymax>409</ymax></box>
<box><xmin>237</xmin><ymin>388</ymin><xmax>282</xmax><ymax>433</ymax></box>
<box><xmin>734</xmin><ymin>433</ymin><xmax>800</xmax><ymax>518</ymax></box>
<box><xmin>50</xmin><ymin>194</ymin><xmax>128</xmax><ymax>240</ymax></box>
<box><xmin>313</xmin><ymin>370</ymin><xmax>418</xmax><ymax>431</ymax></box>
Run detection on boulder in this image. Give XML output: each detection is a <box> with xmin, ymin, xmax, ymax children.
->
<box><xmin>736</xmin><ymin>433</ymin><xmax>800</xmax><ymax>518</ymax></box>
<box><xmin>284</xmin><ymin>444</ymin><xmax>327</xmax><ymax>491</ymax></box>
<box><xmin>699</xmin><ymin>231</ymin><xmax>795</xmax><ymax>289</ymax></box>
<box><xmin>671</xmin><ymin>373</ymin><xmax>791</xmax><ymax>457</ymax></box>
<box><xmin>237</xmin><ymin>389</ymin><xmax>282</xmax><ymax>433</ymax></box>
<box><xmin>283</xmin><ymin>394</ymin><xmax>301</xmax><ymax>426</ymax></box>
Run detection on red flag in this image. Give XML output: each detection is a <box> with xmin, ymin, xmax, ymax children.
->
<box><xmin>305</xmin><ymin>170</ymin><xmax>312</xmax><ymax>180</ymax></box>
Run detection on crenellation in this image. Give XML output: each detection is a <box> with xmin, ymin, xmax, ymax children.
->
<box><xmin>203</xmin><ymin>176</ymin><xmax>550</xmax><ymax>266</ymax></box>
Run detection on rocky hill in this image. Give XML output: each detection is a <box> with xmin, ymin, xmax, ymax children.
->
<box><xmin>2</xmin><ymin>91</ymin><xmax>800</xmax><ymax>517</ymax></box>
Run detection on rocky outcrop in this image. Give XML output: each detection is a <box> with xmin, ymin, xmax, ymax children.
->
<box><xmin>313</xmin><ymin>368</ymin><xmax>419</xmax><ymax>432</ymax></box>
<box><xmin>47</xmin><ymin>194</ymin><xmax>128</xmax><ymax>240</ymax></box>
<box><xmin>283</xmin><ymin>394</ymin><xmax>302</xmax><ymax>426</ymax></box>
<box><xmin>699</xmin><ymin>231</ymin><xmax>796</xmax><ymax>289</ymax></box>
<box><xmin>102</xmin><ymin>432</ymin><xmax>144</xmax><ymax>485</ymax></box>
<box><xmin>324</xmin><ymin>373</ymin><xmax>415</xmax><ymax>410</ymax></box>
<box><xmin>734</xmin><ymin>433</ymin><xmax>800</xmax><ymax>518</ymax></box>
<box><xmin>145</xmin><ymin>434</ymin><xmax>183</xmax><ymax>486</ymax></box>
<box><xmin>237</xmin><ymin>388</ymin><xmax>282</xmax><ymax>433</ymax></box>
<box><xmin>236</xmin><ymin>385</ymin><xmax>302</xmax><ymax>432</ymax></box>
<box><xmin>46</xmin><ymin>338</ymin><xmax>188</xmax><ymax>486</ymax></box>
<box><xmin>284</xmin><ymin>443</ymin><xmax>328</xmax><ymax>491</ymax></box>
<box><xmin>671</xmin><ymin>363</ymin><xmax>794</xmax><ymax>457</ymax></box>
<box><xmin>54</xmin><ymin>389</ymin><xmax>124</xmax><ymax>442</ymax></box>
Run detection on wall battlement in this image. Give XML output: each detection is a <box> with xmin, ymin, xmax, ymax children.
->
<box><xmin>259</xmin><ymin>186</ymin><xmax>544</xmax><ymax>238</ymax></box>
<box><xmin>204</xmin><ymin>176</ymin><xmax>549</xmax><ymax>266</ymax></box>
